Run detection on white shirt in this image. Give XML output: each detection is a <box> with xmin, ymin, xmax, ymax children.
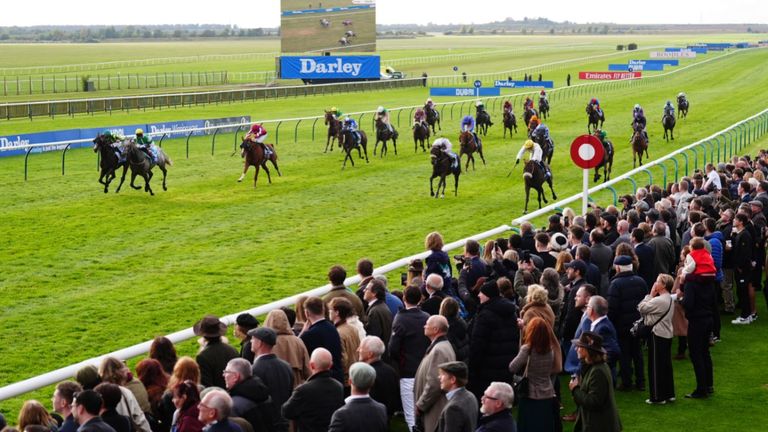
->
<box><xmin>704</xmin><ymin>169</ymin><xmax>722</xmax><ymax>190</ymax></box>
<box><xmin>590</xmin><ymin>315</ymin><xmax>607</xmax><ymax>331</ymax></box>
<box><xmin>517</xmin><ymin>143</ymin><xmax>543</xmax><ymax>162</ymax></box>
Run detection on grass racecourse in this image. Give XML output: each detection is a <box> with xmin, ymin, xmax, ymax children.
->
<box><xmin>1</xmin><ymin>35</ymin><xmax>768</xmax><ymax>429</ymax></box>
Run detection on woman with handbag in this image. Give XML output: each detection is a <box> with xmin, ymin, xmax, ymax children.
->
<box><xmin>637</xmin><ymin>274</ymin><xmax>676</xmax><ymax>404</ymax></box>
<box><xmin>508</xmin><ymin>316</ymin><xmax>562</xmax><ymax>432</ymax></box>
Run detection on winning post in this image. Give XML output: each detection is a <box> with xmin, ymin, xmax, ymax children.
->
<box><xmin>569</xmin><ymin>135</ymin><xmax>604</xmax><ymax>215</ymax></box>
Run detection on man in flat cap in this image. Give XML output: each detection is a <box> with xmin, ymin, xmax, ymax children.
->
<box><xmin>436</xmin><ymin>361</ymin><xmax>477</xmax><ymax>432</ymax></box>
<box><xmin>607</xmin><ymin>255</ymin><xmax>647</xmax><ymax>391</ymax></box>
<box><xmin>194</xmin><ymin>315</ymin><xmax>239</xmax><ymax>388</ymax></box>
<box><xmin>249</xmin><ymin>327</ymin><xmax>293</xmax><ymax>432</ymax></box>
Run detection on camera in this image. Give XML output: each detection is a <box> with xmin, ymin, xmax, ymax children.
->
<box><xmin>453</xmin><ymin>254</ymin><xmax>466</xmax><ymax>263</ymax></box>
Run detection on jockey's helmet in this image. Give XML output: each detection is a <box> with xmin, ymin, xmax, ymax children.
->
<box><xmin>475</xmin><ymin>100</ymin><xmax>482</xmax><ymax>107</ymax></box>
<box><xmin>250</xmin><ymin>124</ymin><xmax>260</xmax><ymax>133</ymax></box>
<box><xmin>634</xmin><ymin>104</ymin><xmax>641</xmax><ymax>111</ymax></box>
<box><xmin>135</xmin><ymin>128</ymin><xmax>144</xmax><ymax>135</ymax></box>
<box><xmin>344</xmin><ymin>116</ymin><xmax>352</xmax><ymax>122</ymax></box>
<box><xmin>591</xmin><ymin>98</ymin><xmax>597</xmax><ymax>104</ymax></box>
<box><xmin>524</xmin><ymin>140</ymin><xmax>535</xmax><ymax>150</ymax></box>
<box><xmin>530</xmin><ymin>115</ymin><xmax>539</xmax><ymax>124</ymax></box>
<box><xmin>331</xmin><ymin>106</ymin><xmax>337</xmax><ymax>112</ymax></box>
<box><xmin>426</xmin><ymin>98</ymin><xmax>432</xmax><ymax>104</ymax></box>
<box><xmin>377</xmin><ymin>106</ymin><xmax>384</xmax><ymax>113</ymax></box>
<box><xmin>102</xmin><ymin>130</ymin><xmax>112</xmax><ymax>137</ymax></box>
<box><xmin>600</xmin><ymin>130</ymin><xmax>607</xmax><ymax>139</ymax></box>
<box><xmin>666</xmin><ymin>100</ymin><xmax>672</xmax><ymax>105</ymax></box>
<box><xmin>540</xmin><ymin>90</ymin><xmax>546</xmax><ymax>95</ymax></box>
<box><xmin>678</xmin><ymin>92</ymin><xmax>685</xmax><ymax>98</ymax></box>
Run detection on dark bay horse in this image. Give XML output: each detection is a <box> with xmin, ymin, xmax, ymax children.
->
<box><xmin>503</xmin><ymin>111</ymin><xmax>518</xmax><ymax>138</ymax></box>
<box><xmin>425</xmin><ymin>105</ymin><xmax>441</xmax><ymax>134</ymax></box>
<box><xmin>459</xmin><ymin>131</ymin><xmax>486</xmax><ymax>171</ymax></box>
<box><xmin>430</xmin><ymin>144</ymin><xmax>460</xmax><ymax>198</ymax></box>
<box><xmin>532</xmin><ymin>134</ymin><xmax>554</xmax><ymax>165</ymax></box>
<box><xmin>121</xmin><ymin>140</ymin><xmax>171</xmax><ymax>195</ymax></box>
<box><xmin>593</xmin><ymin>139</ymin><xmax>614</xmax><ymax>183</ymax></box>
<box><xmin>538</xmin><ymin>97</ymin><xmax>550</xmax><ymax>120</ymax></box>
<box><xmin>374</xmin><ymin>118</ymin><xmax>398</xmax><ymax>156</ymax></box>
<box><xmin>341</xmin><ymin>128</ymin><xmax>369</xmax><ymax>169</ymax></box>
<box><xmin>662</xmin><ymin>113</ymin><xmax>676</xmax><ymax>141</ymax></box>
<box><xmin>475</xmin><ymin>110</ymin><xmax>493</xmax><ymax>136</ymax></box>
<box><xmin>239</xmin><ymin>139</ymin><xmax>281</xmax><ymax>187</ymax></box>
<box><xmin>93</xmin><ymin>134</ymin><xmax>127</xmax><ymax>193</ymax></box>
<box><xmin>324</xmin><ymin>111</ymin><xmax>342</xmax><ymax>152</ymax></box>
<box><xmin>631</xmin><ymin>125</ymin><xmax>649</xmax><ymax>167</ymax></box>
<box><xmin>523</xmin><ymin>107</ymin><xmax>538</xmax><ymax>128</ymax></box>
<box><xmin>413</xmin><ymin>122</ymin><xmax>430</xmax><ymax>152</ymax></box>
<box><xmin>523</xmin><ymin>160</ymin><xmax>556</xmax><ymax>213</ymax></box>
<box><xmin>586</xmin><ymin>104</ymin><xmax>605</xmax><ymax>133</ymax></box>
<box><xmin>677</xmin><ymin>96</ymin><xmax>689</xmax><ymax>119</ymax></box>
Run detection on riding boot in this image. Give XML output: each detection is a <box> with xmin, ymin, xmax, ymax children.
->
<box><xmin>474</xmin><ymin>134</ymin><xmax>482</xmax><ymax>151</ymax></box>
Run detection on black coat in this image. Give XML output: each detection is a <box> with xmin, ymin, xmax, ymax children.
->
<box><xmin>468</xmin><ymin>297</ymin><xmax>519</xmax><ymax>398</ymax></box>
<box><xmin>731</xmin><ymin>228</ymin><xmax>753</xmax><ymax>273</ymax></box>
<box><xmin>476</xmin><ymin>410</ymin><xmax>518</xmax><ymax>432</ymax></box>
<box><xmin>369</xmin><ymin>360</ymin><xmax>400</xmax><ymax>417</ymax></box>
<box><xmin>365</xmin><ymin>300</ymin><xmax>393</xmax><ymax>348</ymax></box>
<box><xmin>682</xmin><ymin>275</ymin><xmax>717</xmax><ymax>320</ymax></box>
<box><xmin>282</xmin><ymin>370</ymin><xmax>344</xmax><ymax>432</ymax></box>
<box><xmin>327</xmin><ymin>397</ymin><xmax>387</xmax><ymax>432</ymax></box>
<box><xmin>560</xmin><ymin>278</ymin><xmax>586</xmax><ymax>341</ymax></box>
<box><xmin>520</xmin><ymin>232</ymin><xmax>536</xmax><ymax>253</ymax></box>
<box><xmin>80</xmin><ymin>417</ymin><xmax>119</xmax><ymax>432</ymax></box>
<box><xmin>446</xmin><ymin>315</ymin><xmax>470</xmax><ymax>362</ymax></box>
<box><xmin>420</xmin><ymin>291</ymin><xmax>447</xmax><ymax>316</ymax></box>
<box><xmin>229</xmin><ymin>376</ymin><xmax>271</xmax><ymax>432</ymax></box>
<box><xmin>252</xmin><ymin>354</ymin><xmax>294</xmax><ymax>432</ymax></box>
<box><xmin>634</xmin><ymin>242</ymin><xmax>655</xmax><ymax>288</ymax></box>
<box><xmin>388</xmin><ymin>307</ymin><xmax>430</xmax><ymax>378</ymax></box>
<box><xmin>300</xmin><ymin>320</ymin><xmax>344</xmax><ymax>383</ymax></box>
<box><xmin>607</xmin><ymin>271</ymin><xmax>648</xmax><ymax>333</ymax></box>
<box><xmin>196</xmin><ymin>339</ymin><xmax>239</xmax><ymax>389</ymax></box>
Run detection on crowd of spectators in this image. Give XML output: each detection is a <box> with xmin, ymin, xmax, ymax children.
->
<box><xmin>4</xmin><ymin>153</ymin><xmax>768</xmax><ymax>432</ymax></box>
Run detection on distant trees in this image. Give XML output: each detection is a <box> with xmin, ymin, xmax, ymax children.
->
<box><xmin>0</xmin><ymin>25</ymin><xmax>275</xmax><ymax>41</ymax></box>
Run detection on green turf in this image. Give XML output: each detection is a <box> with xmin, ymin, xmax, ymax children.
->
<box><xmin>1</xmin><ymin>36</ymin><xmax>768</xmax><ymax>427</ymax></box>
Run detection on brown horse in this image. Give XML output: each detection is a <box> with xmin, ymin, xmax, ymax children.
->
<box><xmin>538</xmin><ymin>96</ymin><xmax>550</xmax><ymax>120</ymax></box>
<box><xmin>425</xmin><ymin>105</ymin><xmax>441</xmax><ymax>134</ymax></box>
<box><xmin>593</xmin><ymin>139</ymin><xmax>614</xmax><ymax>183</ymax></box>
<box><xmin>238</xmin><ymin>139</ymin><xmax>281</xmax><ymax>187</ymax></box>
<box><xmin>586</xmin><ymin>104</ymin><xmax>605</xmax><ymax>133</ymax></box>
<box><xmin>631</xmin><ymin>125</ymin><xmax>648</xmax><ymax>167</ymax></box>
<box><xmin>459</xmin><ymin>131</ymin><xmax>486</xmax><ymax>171</ymax></box>
<box><xmin>374</xmin><ymin>118</ymin><xmax>399</xmax><ymax>157</ymax></box>
<box><xmin>523</xmin><ymin>107</ymin><xmax>538</xmax><ymax>128</ymax></box>
<box><xmin>430</xmin><ymin>144</ymin><xmax>460</xmax><ymax>197</ymax></box>
<box><xmin>523</xmin><ymin>160</ymin><xmax>556</xmax><ymax>213</ymax></box>
<box><xmin>503</xmin><ymin>111</ymin><xmax>518</xmax><ymax>138</ymax></box>
<box><xmin>324</xmin><ymin>111</ymin><xmax>342</xmax><ymax>153</ymax></box>
<box><xmin>341</xmin><ymin>128</ymin><xmax>369</xmax><ymax>169</ymax></box>
<box><xmin>413</xmin><ymin>122</ymin><xmax>430</xmax><ymax>152</ymax></box>
<box><xmin>120</xmin><ymin>140</ymin><xmax>172</xmax><ymax>195</ymax></box>
<box><xmin>662</xmin><ymin>113</ymin><xmax>676</xmax><ymax>141</ymax></box>
<box><xmin>93</xmin><ymin>134</ymin><xmax>127</xmax><ymax>193</ymax></box>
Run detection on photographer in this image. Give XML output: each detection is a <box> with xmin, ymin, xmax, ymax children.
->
<box><xmin>455</xmin><ymin>240</ymin><xmax>486</xmax><ymax>291</ymax></box>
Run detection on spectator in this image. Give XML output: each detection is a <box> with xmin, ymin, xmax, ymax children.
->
<box><xmin>610</xmin><ymin>220</ymin><xmax>631</xmax><ymax>250</ymax></box>
<box><xmin>631</xmin><ymin>228</ymin><xmax>656</xmax><ymax>288</ymax></box>
<box><xmin>436</xmin><ymin>361</ymin><xmax>477</xmax><ymax>432</ymax></box>
<box><xmin>293</xmin><ymin>296</ymin><xmax>309</xmax><ymax>335</ymax></box>
<box><xmin>424</xmin><ymin>232</ymin><xmax>453</xmax><ymax>295</ymax></box>
<box><xmin>568</xmin><ymin>332</ymin><xmax>622</xmax><ymax>432</ymax></box>
<box><xmin>519</xmin><ymin>284</ymin><xmax>556</xmax><ymax>330</ymax></box>
<box><xmin>98</xmin><ymin>357</ymin><xmax>151</xmax><ymax>432</ymax></box>
<box><xmin>263</xmin><ymin>309</ymin><xmax>311</xmax><ymax>387</ymax></box>
<box><xmin>249</xmin><ymin>327</ymin><xmax>293</xmax><ymax>432</ymax></box>
<box><xmin>328</xmin><ymin>363</ymin><xmax>387</xmax><ymax>432</ymax></box>
<box><xmin>575</xmin><ymin>246</ymin><xmax>602</xmax><ymax>292</ymax></box>
<box><xmin>17</xmin><ymin>400</ymin><xmax>57</xmax><ymax>432</ymax></box>
<box><xmin>586</xmin><ymin>296</ymin><xmax>621</xmax><ymax>377</ymax></box>
<box><xmin>299</xmin><ymin>296</ymin><xmax>345</xmax><ymax>383</ymax></box>
<box><xmin>93</xmin><ymin>383</ymin><xmax>131</xmax><ymax>432</ymax></box>
<box><xmin>519</xmin><ymin>222</ymin><xmax>536</xmax><ymax>253</ymax></box>
<box><xmin>648</xmin><ymin>221</ymin><xmax>676</xmax><ymax>275</ymax></box>
<box><xmin>414</xmin><ymin>315</ymin><xmax>456</xmax><ymax>432</ymax></box>
<box><xmin>372</xmin><ymin>274</ymin><xmax>405</xmax><ymax>317</ymax></box>
<box><xmin>197</xmin><ymin>390</ymin><xmax>243</xmax><ymax>432</ymax></box>
<box><xmin>388</xmin><ymin>285</ymin><xmax>430</xmax><ymax>430</ymax></box>
<box><xmin>328</xmin><ymin>297</ymin><xmax>362</xmax><ymax>390</ymax></box>
<box><xmin>355</xmin><ymin>258</ymin><xmax>376</xmax><ymax>306</ymax></box>
<box><xmin>680</xmin><ymin>264</ymin><xmax>717</xmax><ymax>399</ymax></box>
<box><xmin>193</xmin><ymin>315</ymin><xmax>239</xmax><ymax>389</ymax></box>
<box><xmin>282</xmin><ymin>348</ymin><xmax>345</xmax><ymax>432</ymax></box>
<box><xmin>559</xmin><ymin>259</ymin><xmax>588</xmax><ymax>353</ymax></box>
<box><xmin>589</xmin><ymin>229</ymin><xmax>613</xmax><ymax>292</ymax></box>
<box><xmin>74</xmin><ymin>365</ymin><xmax>101</xmax><ymax>391</ymax></box>
<box><xmin>459</xmin><ymin>239</ymin><xmax>487</xmax><ymax>291</ymax></box>
<box><xmin>363</xmin><ymin>279</ymin><xmax>393</xmax><ymax>349</ymax></box>
<box><xmin>52</xmin><ymin>382</ymin><xmax>82</xmax><ymax>432</ymax></box>
<box><xmin>149</xmin><ymin>336</ymin><xmax>178</xmax><ymax>376</ymax></box>
<box><xmin>135</xmin><ymin>359</ymin><xmax>169</xmax><ymax>426</ymax></box>
<box><xmin>540</xmin><ymin>268</ymin><xmax>565</xmax><ymax>327</ymax></box>
<box><xmin>638</xmin><ymin>274</ymin><xmax>676</xmax><ymax>404</ymax></box>
<box><xmin>233</xmin><ymin>314</ymin><xmax>259</xmax><ymax>364</ymax></box>
<box><xmin>71</xmin><ymin>390</ymin><xmax>115</xmax><ymax>432</ymax></box>
<box><xmin>440</xmin><ymin>297</ymin><xmax>469</xmax><ymax>362</ymax></box>
<box><xmin>357</xmin><ymin>336</ymin><xmax>400</xmax><ymax>419</ymax></box>
<box><xmin>561</xmin><ymin>284</ymin><xmax>598</xmax><ymax>424</ymax></box>
<box><xmin>170</xmin><ymin>380</ymin><xmax>204</xmax><ymax>432</ymax></box>
<box><xmin>476</xmin><ymin>382</ymin><xmax>517</xmax><ymax>432</ymax></box>
<box><xmin>323</xmin><ymin>265</ymin><xmax>366</xmax><ymax>321</ymax></box>
<box><xmin>421</xmin><ymin>274</ymin><xmax>448</xmax><ymax>316</ymax></box>
<box><xmin>730</xmin><ymin>213</ymin><xmax>754</xmax><ymax>324</ymax></box>
<box><xmin>223</xmin><ymin>358</ymin><xmax>270</xmax><ymax>431</ymax></box>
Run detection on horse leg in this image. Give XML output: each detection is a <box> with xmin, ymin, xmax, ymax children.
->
<box><xmin>471</xmin><ymin>155</ymin><xmax>476</xmax><ymax>171</ymax></box>
<box><xmin>238</xmin><ymin>161</ymin><xmax>249</xmax><ymax>182</ymax></box>
<box><xmin>362</xmin><ymin>143</ymin><xmax>369</xmax><ymax>163</ymax></box>
<box><xmin>253</xmin><ymin>164</ymin><xmax>260</xmax><ymax>187</ymax></box>
<box><xmin>437</xmin><ymin>118</ymin><xmax>441</xmax><ymax>131</ymax></box>
<box><xmin>524</xmin><ymin>185</ymin><xmax>530</xmax><ymax>214</ymax></box>
<box><xmin>430</xmin><ymin>174</ymin><xmax>436</xmax><ymax>197</ymax></box>
<box><xmin>143</xmin><ymin>172</ymin><xmax>154</xmax><ymax>196</ymax></box>
<box><xmin>594</xmin><ymin>167</ymin><xmax>600</xmax><ymax>182</ymax></box>
<box><xmin>271</xmin><ymin>158</ymin><xmax>282</xmax><ymax>176</ymax></box>
<box><xmin>392</xmin><ymin>138</ymin><xmax>397</xmax><ymax>156</ymax></box>
<box><xmin>130</xmin><ymin>170</ymin><xmax>142</xmax><ymax>190</ymax></box>
<box><xmin>547</xmin><ymin>180</ymin><xmax>556</xmax><ymax>200</ymax></box>
<box><xmin>115</xmin><ymin>165</ymin><xmax>128</xmax><ymax>193</ymax></box>
<box><xmin>453</xmin><ymin>172</ymin><xmax>460</xmax><ymax>196</ymax></box>
<box><xmin>160</xmin><ymin>165</ymin><xmax>168</xmax><ymax>191</ymax></box>
<box><xmin>439</xmin><ymin>175</ymin><xmax>446</xmax><ymax>198</ymax></box>
<box><xmin>261</xmin><ymin>163</ymin><xmax>272</xmax><ymax>184</ymax></box>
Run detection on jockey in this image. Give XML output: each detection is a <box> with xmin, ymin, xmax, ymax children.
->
<box><xmin>677</xmin><ymin>92</ymin><xmax>687</xmax><ymax>102</ymax></box>
<box><xmin>246</xmin><ymin>123</ymin><xmax>273</xmax><ymax>158</ymax></box>
<box><xmin>532</xmin><ymin>122</ymin><xmax>551</xmax><ymax>146</ymax></box>
<box><xmin>329</xmin><ymin>106</ymin><xmax>343</xmax><ymax>120</ymax></box>
<box><xmin>503</xmin><ymin>100</ymin><xmax>513</xmax><ymax>114</ymax></box>
<box><xmin>524</xmin><ymin>96</ymin><xmax>534</xmax><ymax>111</ymax></box>
<box><xmin>461</xmin><ymin>115</ymin><xmax>482</xmax><ymax>150</ymax></box>
<box><xmin>528</xmin><ymin>115</ymin><xmax>540</xmax><ymax>131</ymax></box>
<box><xmin>595</xmin><ymin>129</ymin><xmax>609</xmax><ymax>149</ymax></box>
<box><xmin>664</xmin><ymin>100</ymin><xmax>675</xmax><ymax>117</ymax></box>
<box><xmin>539</xmin><ymin>89</ymin><xmax>548</xmax><ymax>104</ymax></box>
<box><xmin>343</xmin><ymin>116</ymin><xmax>361</xmax><ymax>145</ymax></box>
<box><xmin>475</xmin><ymin>100</ymin><xmax>487</xmax><ymax>114</ymax></box>
<box><xmin>632</xmin><ymin>104</ymin><xmax>647</xmax><ymax>129</ymax></box>
<box><xmin>588</xmin><ymin>98</ymin><xmax>602</xmax><ymax>116</ymax></box>
<box><xmin>135</xmin><ymin>128</ymin><xmax>157</xmax><ymax>163</ymax></box>
<box><xmin>425</xmin><ymin>97</ymin><xmax>435</xmax><ymax>112</ymax></box>
<box><xmin>375</xmin><ymin>106</ymin><xmax>394</xmax><ymax>133</ymax></box>
<box><xmin>515</xmin><ymin>139</ymin><xmax>551</xmax><ymax>180</ymax></box>
<box><xmin>414</xmin><ymin>108</ymin><xmax>427</xmax><ymax>127</ymax></box>
<box><xmin>434</xmin><ymin>137</ymin><xmax>459</xmax><ymax>169</ymax></box>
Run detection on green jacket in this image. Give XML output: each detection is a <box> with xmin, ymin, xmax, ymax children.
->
<box><xmin>136</xmin><ymin>135</ymin><xmax>153</xmax><ymax>145</ymax></box>
<box><xmin>572</xmin><ymin>362</ymin><xmax>622</xmax><ymax>432</ymax></box>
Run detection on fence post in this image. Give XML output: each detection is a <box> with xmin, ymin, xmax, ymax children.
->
<box><xmin>311</xmin><ymin>117</ymin><xmax>319</xmax><ymax>142</ymax></box>
<box><xmin>669</xmin><ymin>157</ymin><xmax>679</xmax><ymax>182</ymax></box>
<box><xmin>690</xmin><ymin>146</ymin><xmax>698</xmax><ymax>169</ymax></box>
<box><xmin>397</xmin><ymin>109</ymin><xmax>402</xmax><ymax>127</ymax></box>
<box><xmin>641</xmin><ymin>168</ymin><xmax>653</xmax><ymax>186</ymax></box>
<box><xmin>24</xmin><ymin>147</ymin><xmax>34</xmax><ymax>181</ymax></box>
<box><xmin>211</xmin><ymin>127</ymin><xmax>221</xmax><ymax>156</ymax></box>
<box><xmin>658</xmin><ymin>163</ymin><xmax>667</xmax><ymax>186</ymax></box>
<box><xmin>680</xmin><ymin>152</ymin><xmax>689</xmax><ymax>176</ymax></box>
<box><xmin>61</xmin><ymin>143</ymin><xmax>72</xmax><ymax>175</ymax></box>
<box><xmin>625</xmin><ymin>177</ymin><xmax>637</xmax><ymax>194</ymax></box>
<box><xmin>233</xmin><ymin>125</ymin><xmax>244</xmax><ymax>153</ymax></box>
<box><xmin>157</xmin><ymin>133</ymin><xmax>168</xmax><ymax>148</ymax></box>
<box><xmin>604</xmin><ymin>186</ymin><xmax>618</xmax><ymax>206</ymax></box>
<box><xmin>294</xmin><ymin>119</ymin><xmax>302</xmax><ymax>143</ymax></box>
<box><xmin>450</xmin><ymin>103</ymin><xmax>455</xmax><ymax>120</ymax></box>
<box><xmin>186</xmin><ymin>131</ymin><xmax>193</xmax><ymax>159</ymax></box>
<box><xmin>275</xmin><ymin>121</ymin><xmax>283</xmax><ymax>145</ymax></box>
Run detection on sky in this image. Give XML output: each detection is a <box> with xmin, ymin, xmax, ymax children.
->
<box><xmin>0</xmin><ymin>0</ymin><xmax>765</xmax><ymax>28</ymax></box>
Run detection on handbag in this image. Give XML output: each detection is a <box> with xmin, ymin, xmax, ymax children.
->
<box><xmin>511</xmin><ymin>356</ymin><xmax>530</xmax><ymax>403</ymax></box>
<box><xmin>631</xmin><ymin>298</ymin><xmax>673</xmax><ymax>338</ymax></box>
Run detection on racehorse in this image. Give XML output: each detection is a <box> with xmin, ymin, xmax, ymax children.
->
<box><xmin>239</xmin><ymin>139</ymin><xmax>281</xmax><ymax>187</ymax></box>
<box><xmin>345</xmin><ymin>30</ymin><xmax>356</xmax><ymax>38</ymax></box>
<box><xmin>93</xmin><ymin>134</ymin><xmax>127</xmax><ymax>193</ymax></box>
<box><xmin>425</xmin><ymin>105</ymin><xmax>441</xmax><ymax>134</ymax></box>
<box><xmin>429</xmin><ymin>144</ymin><xmax>461</xmax><ymax>198</ymax></box>
<box><xmin>538</xmin><ymin>96</ymin><xmax>550</xmax><ymax>120</ymax></box>
<box><xmin>503</xmin><ymin>111</ymin><xmax>518</xmax><ymax>138</ymax></box>
<box><xmin>459</xmin><ymin>131</ymin><xmax>486</xmax><ymax>171</ymax></box>
<box><xmin>341</xmin><ymin>128</ymin><xmax>369</xmax><ymax>169</ymax></box>
<box><xmin>324</xmin><ymin>111</ymin><xmax>342</xmax><ymax>152</ymax></box>
<box><xmin>475</xmin><ymin>110</ymin><xmax>493</xmax><ymax>136</ymax></box>
<box><xmin>523</xmin><ymin>160</ymin><xmax>557</xmax><ymax>213</ymax></box>
<box><xmin>677</xmin><ymin>96</ymin><xmax>689</xmax><ymax>119</ymax></box>
<box><xmin>532</xmin><ymin>133</ymin><xmax>554</xmax><ymax>165</ymax></box>
<box><xmin>121</xmin><ymin>140</ymin><xmax>171</xmax><ymax>195</ymax></box>
<box><xmin>662</xmin><ymin>113</ymin><xmax>676</xmax><ymax>141</ymax></box>
<box><xmin>320</xmin><ymin>18</ymin><xmax>330</xmax><ymax>28</ymax></box>
<box><xmin>523</xmin><ymin>107</ymin><xmax>538</xmax><ymax>127</ymax></box>
<box><xmin>338</xmin><ymin>37</ymin><xmax>349</xmax><ymax>46</ymax></box>
<box><xmin>374</xmin><ymin>118</ymin><xmax>399</xmax><ymax>156</ymax></box>
<box><xmin>593</xmin><ymin>139</ymin><xmax>614</xmax><ymax>183</ymax></box>
<box><xmin>586</xmin><ymin>104</ymin><xmax>605</xmax><ymax>133</ymax></box>
<box><xmin>413</xmin><ymin>122</ymin><xmax>430</xmax><ymax>153</ymax></box>
<box><xmin>631</xmin><ymin>124</ymin><xmax>649</xmax><ymax>167</ymax></box>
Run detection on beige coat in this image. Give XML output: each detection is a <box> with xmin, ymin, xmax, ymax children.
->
<box><xmin>265</xmin><ymin>310</ymin><xmax>311</xmax><ymax>387</ymax></box>
<box><xmin>336</xmin><ymin>322</ymin><xmax>361</xmax><ymax>385</ymax></box>
<box><xmin>414</xmin><ymin>338</ymin><xmax>456</xmax><ymax>432</ymax></box>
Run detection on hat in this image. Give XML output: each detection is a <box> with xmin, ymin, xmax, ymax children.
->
<box><xmin>565</xmin><ymin>259</ymin><xmax>587</xmax><ymax>275</ymax></box>
<box><xmin>479</xmin><ymin>279</ymin><xmax>500</xmax><ymax>298</ymax></box>
<box><xmin>548</xmin><ymin>214</ymin><xmax>561</xmax><ymax>224</ymax></box>
<box><xmin>75</xmin><ymin>365</ymin><xmax>101</xmax><ymax>390</ymax></box>
<box><xmin>572</xmin><ymin>331</ymin><xmax>607</xmax><ymax>354</ymax></box>
<box><xmin>247</xmin><ymin>327</ymin><xmax>277</xmax><ymax>346</ymax></box>
<box><xmin>193</xmin><ymin>315</ymin><xmax>227</xmax><ymax>338</ymax></box>
<box><xmin>602</xmin><ymin>214</ymin><xmax>617</xmax><ymax>226</ymax></box>
<box><xmin>550</xmin><ymin>233</ymin><xmax>568</xmax><ymax>252</ymax></box>
<box><xmin>524</xmin><ymin>140</ymin><xmax>534</xmax><ymax>150</ymax></box>
<box><xmin>613</xmin><ymin>255</ymin><xmax>633</xmax><ymax>266</ymax></box>
<box><xmin>438</xmin><ymin>361</ymin><xmax>468</xmax><ymax>381</ymax></box>
<box><xmin>633</xmin><ymin>200</ymin><xmax>649</xmax><ymax>211</ymax></box>
<box><xmin>408</xmin><ymin>258</ymin><xmax>424</xmax><ymax>273</ymax></box>
<box><xmin>749</xmin><ymin>200</ymin><xmax>763</xmax><ymax>209</ymax></box>
<box><xmin>236</xmin><ymin>313</ymin><xmax>259</xmax><ymax>330</ymax></box>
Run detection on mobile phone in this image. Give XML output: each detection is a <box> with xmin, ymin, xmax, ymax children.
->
<box><xmin>400</xmin><ymin>272</ymin><xmax>408</xmax><ymax>286</ymax></box>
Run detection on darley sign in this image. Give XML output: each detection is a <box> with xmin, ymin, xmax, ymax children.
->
<box><xmin>280</xmin><ymin>56</ymin><xmax>380</xmax><ymax>79</ymax></box>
